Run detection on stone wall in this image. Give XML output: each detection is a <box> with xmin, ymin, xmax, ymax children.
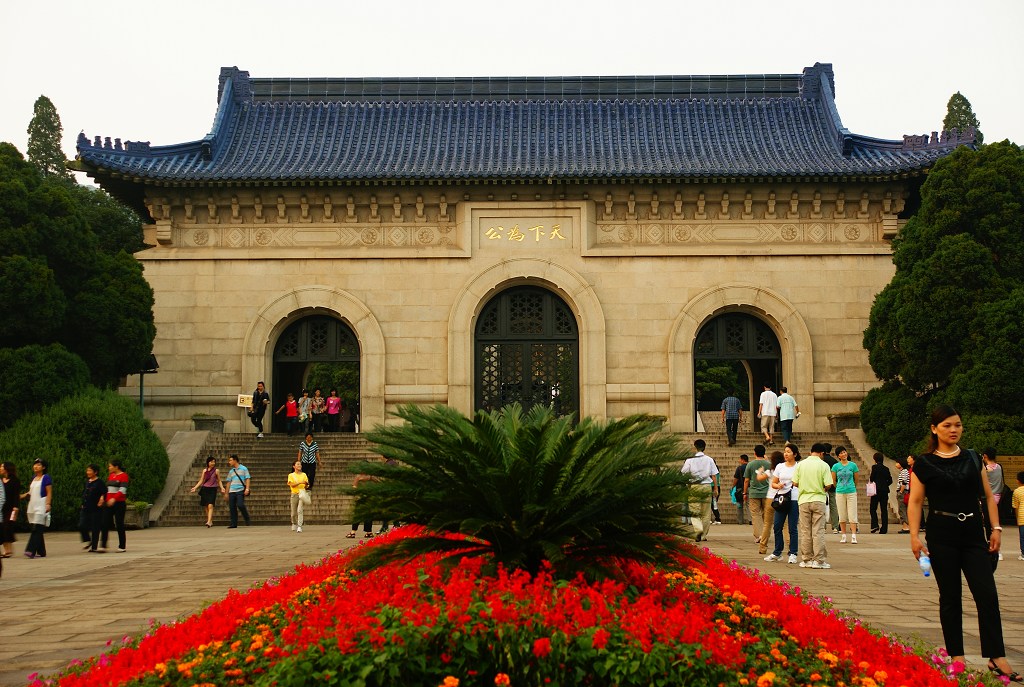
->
<box><xmin>123</xmin><ymin>180</ymin><xmax>907</xmax><ymax>442</ymax></box>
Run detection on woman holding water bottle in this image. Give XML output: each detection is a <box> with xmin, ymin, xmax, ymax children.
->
<box><xmin>909</xmin><ymin>405</ymin><xmax>1019</xmax><ymax>682</ymax></box>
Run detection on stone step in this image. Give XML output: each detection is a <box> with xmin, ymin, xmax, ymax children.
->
<box><xmin>156</xmin><ymin>430</ymin><xmax>888</xmax><ymax>529</ymax></box>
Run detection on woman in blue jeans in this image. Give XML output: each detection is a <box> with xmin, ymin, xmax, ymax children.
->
<box><xmin>764</xmin><ymin>445</ymin><xmax>801</xmax><ymax>564</ymax></box>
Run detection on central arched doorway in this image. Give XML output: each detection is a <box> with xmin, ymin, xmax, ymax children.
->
<box><xmin>693</xmin><ymin>313</ymin><xmax>781</xmax><ymax>431</ymax></box>
<box><xmin>273</xmin><ymin>315</ymin><xmax>360</xmax><ymax>432</ymax></box>
<box><xmin>475</xmin><ymin>286</ymin><xmax>580</xmax><ymax>419</ymax></box>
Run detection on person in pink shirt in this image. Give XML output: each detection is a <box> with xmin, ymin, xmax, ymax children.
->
<box><xmin>326</xmin><ymin>389</ymin><xmax>342</xmax><ymax>432</ymax></box>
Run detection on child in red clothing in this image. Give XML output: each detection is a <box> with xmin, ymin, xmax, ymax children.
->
<box><xmin>275</xmin><ymin>393</ymin><xmax>299</xmax><ymax>436</ymax></box>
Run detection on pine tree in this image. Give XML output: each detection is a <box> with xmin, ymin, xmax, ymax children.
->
<box><xmin>26</xmin><ymin>95</ymin><xmax>72</xmax><ymax>180</ymax></box>
<box><xmin>942</xmin><ymin>91</ymin><xmax>984</xmax><ymax>145</ymax></box>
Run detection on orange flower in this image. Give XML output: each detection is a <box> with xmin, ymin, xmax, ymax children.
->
<box><xmin>440</xmin><ymin>677</ymin><xmax>459</xmax><ymax>687</ymax></box>
<box><xmin>494</xmin><ymin>674</ymin><xmax>511</xmax><ymax>686</ymax></box>
<box><xmin>757</xmin><ymin>671</ymin><xmax>776</xmax><ymax>687</ymax></box>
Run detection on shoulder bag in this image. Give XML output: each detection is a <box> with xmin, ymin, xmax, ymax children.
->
<box><xmin>770</xmin><ymin>490</ymin><xmax>792</xmax><ymax>512</ymax></box>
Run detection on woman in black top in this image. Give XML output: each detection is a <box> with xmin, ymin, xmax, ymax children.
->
<box><xmin>0</xmin><ymin>462</ymin><xmax>20</xmax><ymax>558</ymax></box>
<box><xmin>909</xmin><ymin>404</ymin><xmax>1019</xmax><ymax>682</ymax></box>
<box><xmin>867</xmin><ymin>453</ymin><xmax>893</xmax><ymax>534</ymax></box>
<box><xmin>80</xmin><ymin>464</ymin><xmax>107</xmax><ymax>552</ymax></box>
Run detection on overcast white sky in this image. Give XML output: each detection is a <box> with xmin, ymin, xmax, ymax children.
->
<box><xmin>2</xmin><ymin>0</ymin><xmax>1021</xmax><ymax>165</ymax></box>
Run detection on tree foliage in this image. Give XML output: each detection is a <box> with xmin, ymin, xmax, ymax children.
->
<box><xmin>346</xmin><ymin>403</ymin><xmax>699</xmax><ymax>580</ymax></box>
<box><xmin>26</xmin><ymin>95</ymin><xmax>72</xmax><ymax>180</ymax></box>
<box><xmin>942</xmin><ymin>91</ymin><xmax>983</xmax><ymax>145</ymax></box>
<box><xmin>0</xmin><ymin>388</ymin><xmax>169</xmax><ymax>528</ymax></box>
<box><xmin>694</xmin><ymin>360</ymin><xmax>746</xmax><ymax>410</ymax></box>
<box><xmin>862</xmin><ymin>141</ymin><xmax>1024</xmax><ymax>456</ymax></box>
<box><xmin>0</xmin><ymin>344</ymin><xmax>90</xmax><ymax>428</ymax></box>
<box><xmin>0</xmin><ymin>142</ymin><xmax>155</xmax><ymax>397</ymax></box>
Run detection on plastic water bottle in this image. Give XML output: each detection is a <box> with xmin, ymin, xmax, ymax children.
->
<box><xmin>919</xmin><ymin>554</ymin><xmax>931</xmax><ymax>577</ymax></box>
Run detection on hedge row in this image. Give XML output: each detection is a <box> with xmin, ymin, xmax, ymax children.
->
<box><xmin>0</xmin><ymin>388</ymin><xmax>168</xmax><ymax>528</ymax></box>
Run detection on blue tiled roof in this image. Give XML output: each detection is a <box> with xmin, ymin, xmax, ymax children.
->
<box><xmin>76</xmin><ymin>64</ymin><xmax>970</xmax><ymax>185</ymax></box>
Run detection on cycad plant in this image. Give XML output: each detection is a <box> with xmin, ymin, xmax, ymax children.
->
<box><xmin>346</xmin><ymin>403</ymin><xmax>699</xmax><ymax>579</ymax></box>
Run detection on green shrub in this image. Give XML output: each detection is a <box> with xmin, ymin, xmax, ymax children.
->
<box><xmin>0</xmin><ymin>343</ymin><xmax>90</xmax><ymax>428</ymax></box>
<box><xmin>0</xmin><ymin>388</ymin><xmax>168</xmax><ymax>528</ymax></box>
<box><xmin>941</xmin><ymin>411</ymin><xmax>1024</xmax><ymax>456</ymax></box>
<box><xmin>860</xmin><ymin>382</ymin><xmax>928</xmax><ymax>459</ymax></box>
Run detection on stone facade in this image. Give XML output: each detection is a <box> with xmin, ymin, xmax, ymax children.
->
<box><xmin>128</xmin><ymin>180</ymin><xmax>907</xmax><ymax>441</ymax></box>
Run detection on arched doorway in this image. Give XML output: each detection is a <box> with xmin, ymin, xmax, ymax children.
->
<box><xmin>693</xmin><ymin>313</ymin><xmax>781</xmax><ymax>431</ymax></box>
<box><xmin>273</xmin><ymin>315</ymin><xmax>360</xmax><ymax>432</ymax></box>
<box><xmin>475</xmin><ymin>286</ymin><xmax>580</xmax><ymax>418</ymax></box>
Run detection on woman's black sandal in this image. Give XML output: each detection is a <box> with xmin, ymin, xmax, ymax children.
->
<box><xmin>988</xmin><ymin>660</ymin><xmax>1024</xmax><ymax>683</ymax></box>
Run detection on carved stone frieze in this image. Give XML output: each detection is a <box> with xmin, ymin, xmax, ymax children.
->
<box><xmin>175</xmin><ymin>224</ymin><xmax>457</xmax><ymax>249</ymax></box>
<box><xmin>594</xmin><ymin>221</ymin><xmax>873</xmax><ymax>245</ymax></box>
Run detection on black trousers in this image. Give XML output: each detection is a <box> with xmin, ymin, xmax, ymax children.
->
<box><xmin>303</xmin><ymin>461</ymin><xmax>318</xmax><ymax>490</ymax></box>
<box><xmin>870</xmin><ymin>491</ymin><xmax>889</xmax><ymax>533</ymax></box>
<box><xmin>79</xmin><ymin>510</ymin><xmax>103</xmax><ymax>549</ymax></box>
<box><xmin>26</xmin><ymin>523</ymin><xmax>46</xmax><ymax>556</ymax></box>
<box><xmin>228</xmin><ymin>492</ymin><xmax>250</xmax><ymax>526</ymax></box>
<box><xmin>102</xmin><ymin>501</ymin><xmax>127</xmax><ymax>550</ymax></box>
<box><xmin>927</xmin><ymin>515</ymin><xmax>1004</xmax><ymax>658</ymax></box>
<box><xmin>250</xmin><ymin>410</ymin><xmax>266</xmax><ymax>433</ymax></box>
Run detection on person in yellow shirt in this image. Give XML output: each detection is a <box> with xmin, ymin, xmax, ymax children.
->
<box><xmin>287</xmin><ymin>460</ymin><xmax>310</xmax><ymax>533</ymax></box>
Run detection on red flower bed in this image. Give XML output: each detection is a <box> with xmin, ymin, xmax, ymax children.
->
<box><xmin>35</xmin><ymin>527</ymin><xmax>964</xmax><ymax>687</ymax></box>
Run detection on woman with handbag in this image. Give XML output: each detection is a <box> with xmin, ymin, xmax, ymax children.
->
<box><xmin>763</xmin><ymin>445</ymin><xmax>800</xmax><ymax>564</ymax></box>
<box><xmin>189</xmin><ymin>456</ymin><xmax>225</xmax><ymax>528</ymax></box>
<box><xmin>287</xmin><ymin>460</ymin><xmax>310</xmax><ymax>533</ymax></box>
<box><xmin>909</xmin><ymin>404</ymin><xmax>1020</xmax><ymax>683</ymax></box>
<box><xmin>867</xmin><ymin>453</ymin><xmax>893</xmax><ymax>534</ymax></box>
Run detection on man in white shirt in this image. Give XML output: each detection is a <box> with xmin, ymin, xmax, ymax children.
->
<box><xmin>681</xmin><ymin>439</ymin><xmax>720</xmax><ymax>542</ymax></box>
<box><xmin>757</xmin><ymin>384</ymin><xmax>779</xmax><ymax>446</ymax></box>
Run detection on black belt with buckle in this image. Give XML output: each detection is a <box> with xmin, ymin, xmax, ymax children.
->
<box><xmin>932</xmin><ymin>510</ymin><xmax>976</xmax><ymax>521</ymax></box>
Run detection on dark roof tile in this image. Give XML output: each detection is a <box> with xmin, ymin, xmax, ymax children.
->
<box><xmin>77</xmin><ymin>64</ymin><xmax>971</xmax><ymax>184</ymax></box>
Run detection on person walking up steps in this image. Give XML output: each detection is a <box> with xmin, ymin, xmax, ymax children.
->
<box><xmin>757</xmin><ymin>384</ymin><xmax>778</xmax><ymax>446</ymax></box>
<box><xmin>721</xmin><ymin>391</ymin><xmax>742</xmax><ymax>446</ymax></box>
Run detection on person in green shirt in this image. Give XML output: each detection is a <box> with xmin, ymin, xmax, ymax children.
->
<box><xmin>792</xmin><ymin>442</ymin><xmax>834</xmax><ymax>568</ymax></box>
<box><xmin>743</xmin><ymin>444</ymin><xmax>773</xmax><ymax>555</ymax></box>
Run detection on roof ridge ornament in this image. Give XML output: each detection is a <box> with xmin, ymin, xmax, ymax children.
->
<box><xmin>901</xmin><ymin>127</ymin><xmax>976</xmax><ymax>150</ymax></box>
<box><xmin>76</xmin><ymin>132</ymin><xmax>150</xmax><ymax>154</ymax></box>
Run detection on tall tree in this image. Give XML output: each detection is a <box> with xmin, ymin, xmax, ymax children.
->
<box><xmin>861</xmin><ymin>141</ymin><xmax>1024</xmax><ymax>457</ymax></box>
<box><xmin>25</xmin><ymin>95</ymin><xmax>72</xmax><ymax>180</ymax></box>
<box><xmin>0</xmin><ymin>143</ymin><xmax>155</xmax><ymax>396</ymax></box>
<box><xmin>942</xmin><ymin>91</ymin><xmax>984</xmax><ymax>145</ymax></box>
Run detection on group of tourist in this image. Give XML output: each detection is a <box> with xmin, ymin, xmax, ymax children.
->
<box><xmin>720</xmin><ymin>384</ymin><xmax>800</xmax><ymax>448</ymax></box>
<box><xmin>248</xmin><ymin>382</ymin><xmax>356</xmax><ymax>438</ymax></box>
<box><xmin>0</xmin><ymin>459</ymin><xmax>135</xmax><ymax>566</ymax></box>
<box><xmin>710</xmin><ymin>405</ymin><xmax>1022</xmax><ymax>682</ymax></box>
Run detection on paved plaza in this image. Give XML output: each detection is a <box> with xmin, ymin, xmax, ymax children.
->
<box><xmin>1</xmin><ymin>524</ymin><xmax>1021</xmax><ymax>686</ymax></box>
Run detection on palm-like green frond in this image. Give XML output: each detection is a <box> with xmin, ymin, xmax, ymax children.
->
<box><xmin>345</xmin><ymin>403</ymin><xmax>699</xmax><ymax>579</ymax></box>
